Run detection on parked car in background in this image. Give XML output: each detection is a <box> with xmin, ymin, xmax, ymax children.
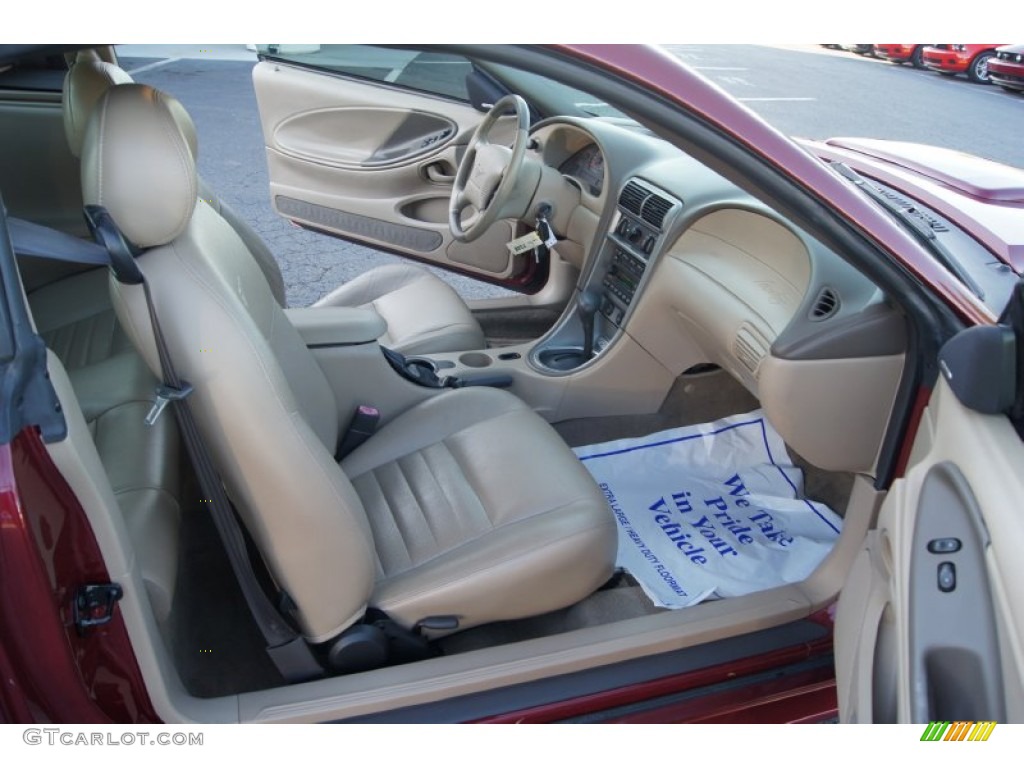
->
<box><xmin>922</xmin><ymin>44</ymin><xmax>1008</xmax><ymax>83</ymax></box>
<box><xmin>988</xmin><ymin>44</ymin><xmax>1024</xmax><ymax>93</ymax></box>
<box><xmin>840</xmin><ymin>44</ymin><xmax>875</xmax><ymax>56</ymax></box>
<box><xmin>873</xmin><ymin>44</ymin><xmax>927</xmax><ymax>68</ymax></box>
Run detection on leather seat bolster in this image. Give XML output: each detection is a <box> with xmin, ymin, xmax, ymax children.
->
<box><xmin>199</xmin><ymin>178</ymin><xmax>287</xmax><ymax>307</ymax></box>
<box><xmin>314</xmin><ymin>263</ymin><xmax>432</xmax><ymax>307</ymax></box>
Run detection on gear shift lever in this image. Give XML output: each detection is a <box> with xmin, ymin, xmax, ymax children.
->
<box><xmin>577</xmin><ymin>289</ymin><xmax>602</xmax><ymax>361</ymax></box>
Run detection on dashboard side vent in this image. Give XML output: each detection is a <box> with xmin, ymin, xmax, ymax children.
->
<box><xmin>619</xmin><ymin>181</ymin><xmax>648</xmax><ymax>215</ymax></box>
<box><xmin>733</xmin><ymin>325</ymin><xmax>769</xmax><ymax>375</ymax></box>
<box><xmin>642</xmin><ymin>194</ymin><xmax>673</xmax><ymax>229</ymax></box>
<box><xmin>809</xmin><ymin>286</ymin><xmax>840</xmax><ymax>321</ymax></box>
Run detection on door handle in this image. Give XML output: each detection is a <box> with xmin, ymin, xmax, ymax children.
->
<box><xmin>424</xmin><ymin>162</ymin><xmax>456</xmax><ymax>184</ymax></box>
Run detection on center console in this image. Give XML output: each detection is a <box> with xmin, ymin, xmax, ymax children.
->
<box><xmin>356</xmin><ymin>178</ymin><xmax>682</xmax><ymax>423</ymax></box>
<box><xmin>530</xmin><ymin>178</ymin><xmax>681</xmax><ymax>373</ymax></box>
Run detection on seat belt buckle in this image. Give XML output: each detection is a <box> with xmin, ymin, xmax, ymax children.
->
<box><xmin>145</xmin><ymin>381</ymin><xmax>194</xmax><ymax>426</ymax></box>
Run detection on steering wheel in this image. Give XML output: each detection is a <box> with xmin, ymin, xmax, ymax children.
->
<box><xmin>449</xmin><ymin>94</ymin><xmax>530</xmax><ymax>243</ymax></box>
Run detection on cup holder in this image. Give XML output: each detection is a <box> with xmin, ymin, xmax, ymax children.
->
<box><xmin>536</xmin><ymin>346</ymin><xmax>587</xmax><ymax>372</ymax></box>
<box><xmin>458</xmin><ymin>352</ymin><xmax>493</xmax><ymax>368</ymax></box>
<box><xmin>405</xmin><ymin>356</ymin><xmax>438</xmax><ymax>373</ymax></box>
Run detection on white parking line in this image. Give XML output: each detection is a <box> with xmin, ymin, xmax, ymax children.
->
<box><xmin>978</xmin><ymin>88</ymin><xmax>1018</xmax><ymax>98</ymax></box>
<box><xmin>126</xmin><ymin>57</ymin><xmax>181</xmax><ymax>75</ymax></box>
<box><xmin>738</xmin><ymin>97</ymin><xmax>817</xmax><ymax>102</ymax></box>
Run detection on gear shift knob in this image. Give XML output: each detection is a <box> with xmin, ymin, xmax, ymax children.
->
<box><xmin>577</xmin><ymin>289</ymin><xmax>601</xmax><ymax>317</ymax></box>
<box><xmin>577</xmin><ymin>289</ymin><xmax>602</xmax><ymax>360</ymax></box>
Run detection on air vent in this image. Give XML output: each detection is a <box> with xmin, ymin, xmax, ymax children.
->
<box><xmin>620</xmin><ymin>180</ymin><xmax>676</xmax><ymax>230</ymax></box>
<box><xmin>642</xmin><ymin>195</ymin><xmax>673</xmax><ymax>229</ymax></box>
<box><xmin>809</xmin><ymin>286</ymin><xmax>841</xmax><ymax>321</ymax></box>
<box><xmin>619</xmin><ymin>181</ymin><xmax>647</xmax><ymax>215</ymax></box>
<box><xmin>733</xmin><ymin>325</ymin><xmax>768</xmax><ymax>375</ymax></box>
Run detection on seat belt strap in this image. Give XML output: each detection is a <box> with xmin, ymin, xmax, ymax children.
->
<box><xmin>81</xmin><ymin>206</ymin><xmax>324</xmax><ymax>684</ymax></box>
<box><xmin>138</xmin><ymin>282</ymin><xmax>323</xmax><ymax>680</ymax></box>
<box><xmin>8</xmin><ymin>216</ymin><xmax>109</xmax><ymax>264</ymax></box>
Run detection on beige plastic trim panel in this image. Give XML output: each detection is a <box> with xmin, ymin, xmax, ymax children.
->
<box><xmin>759</xmin><ymin>353</ymin><xmax>905</xmax><ymax>474</ymax></box>
<box><xmin>837</xmin><ymin>380</ymin><xmax>1024</xmax><ymax>723</ymax></box>
<box><xmin>446</xmin><ymin>219</ymin><xmax>514</xmax><ymax>274</ymax></box>
<box><xmin>43</xmin><ymin>352</ymin><xmax>236</xmax><ymax>723</ymax></box>
<box><xmin>307</xmin><ymin>343</ymin><xmax>440</xmax><ymax>429</ymax></box>
<box><xmin>426</xmin><ymin>330</ymin><xmax>674</xmax><ymax>423</ymax></box>
<box><xmin>239</xmin><ymin>585</ymin><xmax>812</xmax><ymax>723</ymax></box>
<box><xmin>626</xmin><ymin>208</ymin><xmax>812</xmax><ymax>388</ymax></box>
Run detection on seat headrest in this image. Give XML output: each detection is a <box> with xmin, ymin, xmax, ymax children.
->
<box><xmin>81</xmin><ymin>84</ymin><xmax>198</xmax><ymax>249</ymax></box>
<box><xmin>62</xmin><ymin>49</ymin><xmax>198</xmax><ymax>160</ymax></box>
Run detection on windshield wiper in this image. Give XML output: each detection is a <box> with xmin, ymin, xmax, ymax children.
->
<box><xmin>832</xmin><ymin>162</ymin><xmax>985</xmax><ymax>300</ymax></box>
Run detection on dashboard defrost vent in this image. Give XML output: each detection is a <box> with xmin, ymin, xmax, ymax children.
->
<box><xmin>642</xmin><ymin>195</ymin><xmax>673</xmax><ymax>229</ymax></box>
<box><xmin>809</xmin><ymin>286</ymin><xmax>840</xmax><ymax>321</ymax></box>
<box><xmin>619</xmin><ymin>181</ymin><xmax>647</xmax><ymax>216</ymax></box>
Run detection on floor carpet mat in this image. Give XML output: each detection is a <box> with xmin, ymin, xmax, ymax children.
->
<box><xmin>573</xmin><ymin>410</ymin><xmax>842</xmax><ymax>609</ymax></box>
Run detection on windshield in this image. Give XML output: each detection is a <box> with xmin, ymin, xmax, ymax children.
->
<box><xmin>483</xmin><ymin>61</ymin><xmax>633</xmax><ymax>120</ymax></box>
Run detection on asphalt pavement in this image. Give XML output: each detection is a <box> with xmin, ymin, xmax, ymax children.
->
<box><xmin>664</xmin><ymin>45</ymin><xmax>1024</xmax><ymax>168</ymax></box>
<box><xmin>118</xmin><ymin>44</ymin><xmax>1024</xmax><ymax>306</ymax></box>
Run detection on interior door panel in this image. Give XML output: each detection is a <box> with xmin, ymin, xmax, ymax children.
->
<box><xmin>273</xmin><ymin>107</ymin><xmax>456</xmax><ymax>168</ymax></box>
<box><xmin>910</xmin><ymin>462</ymin><xmax>1004</xmax><ymax>722</ymax></box>
<box><xmin>252</xmin><ymin>61</ymin><xmax>517</xmax><ymax>278</ymax></box>
<box><xmin>835</xmin><ymin>378</ymin><xmax>1024</xmax><ymax>722</ymax></box>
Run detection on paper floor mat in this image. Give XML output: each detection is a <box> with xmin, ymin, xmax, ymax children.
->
<box><xmin>574</xmin><ymin>410</ymin><xmax>842</xmax><ymax>609</ymax></box>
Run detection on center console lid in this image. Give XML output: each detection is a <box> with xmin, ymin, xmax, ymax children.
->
<box><xmin>285</xmin><ymin>307</ymin><xmax>386</xmax><ymax>347</ymax></box>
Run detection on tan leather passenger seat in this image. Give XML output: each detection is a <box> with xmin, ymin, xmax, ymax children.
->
<box><xmin>89</xmin><ymin>84</ymin><xmax>616</xmax><ymax>645</ymax></box>
<box><xmin>62</xmin><ymin>48</ymin><xmax>486</xmax><ymax>355</ymax></box>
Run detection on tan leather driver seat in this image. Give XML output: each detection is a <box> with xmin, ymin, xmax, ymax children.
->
<box><xmin>85</xmin><ymin>84</ymin><xmax>616</xmax><ymax>645</ymax></box>
<box><xmin>63</xmin><ymin>49</ymin><xmax>486</xmax><ymax>355</ymax></box>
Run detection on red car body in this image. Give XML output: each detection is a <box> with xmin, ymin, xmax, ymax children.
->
<box><xmin>0</xmin><ymin>43</ymin><xmax>1020</xmax><ymax>725</ymax></box>
<box><xmin>874</xmin><ymin>44</ymin><xmax>925</xmax><ymax>68</ymax></box>
<box><xmin>989</xmin><ymin>44</ymin><xmax>1024</xmax><ymax>93</ymax></box>
<box><xmin>922</xmin><ymin>44</ymin><xmax>1008</xmax><ymax>82</ymax></box>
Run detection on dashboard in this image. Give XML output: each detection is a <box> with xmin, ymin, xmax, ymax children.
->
<box><xmin>558</xmin><ymin>144</ymin><xmax>604</xmax><ymax>197</ymax></box>
<box><xmin>525</xmin><ymin>116</ymin><xmax>908</xmax><ymax>475</ymax></box>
